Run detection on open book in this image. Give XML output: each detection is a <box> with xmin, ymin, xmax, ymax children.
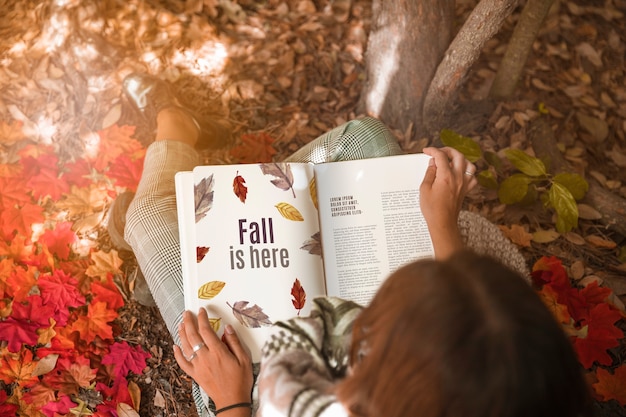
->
<box><xmin>175</xmin><ymin>153</ymin><xmax>434</xmax><ymax>361</ymax></box>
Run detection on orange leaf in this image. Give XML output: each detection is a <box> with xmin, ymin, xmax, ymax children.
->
<box><xmin>93</xmin><ymin>124</ymin><xmax>143</xmax><ymax>171</ymax></box>
<box><xmin>290</xmin><ymin>278</ymin><xmax>306</xmax><ymax>315</ymax></box>
<box><xmin>0</xmin><ymin>120</ymin><xmax>26</xmax><ymax>146</ymax></box>
<box><xmin>107</xmin><ymin>154</ymin><xmax>145</xmax><ymax>192</ymax></box>
<box><xmin>537</xmin><ymin>285</ymin><xmax>571</xmax><ymax>324</ymax></box>
<box><xmin>230</xmin><ymin>133</ymin><xmax>277</xmax><ymax>163</ymax></box>
<box><xmin>38</xmin><ymin>222</ymin><xmax>77</xmax><ymax>260</ymax></box>
<box><xmin>69</xmin><ymin>301</ymin><xmax>118</xmax><ymax>343</ymax></box>
<box><xmin>593</xmin><ymin>366</ymin><xmax>626</xmax><ymax>406</ymax></box>
<box><xmin>0</xmin><ymin>202</ymin><xmax>44</xmax><ymax>239</ymax></box>
<box><xmin>498</xmin><ymin>224</ymin><xmax>532</xmax><ymax>247</ymax></box>
<box><xmin>233</xmin><ymin>172</ymin><xmax>248</xmax><ymax>203</ymax></box>
<box><xmin>0</xmin><ymin>347</ymin><xmax>38</xmax><ymax>387</ymax></box>
<box><xmin>86</xmin><ymin>249</ymin><xmax>123</xmax><ymax>281</ymax></box>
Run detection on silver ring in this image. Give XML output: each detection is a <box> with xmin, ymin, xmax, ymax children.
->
<box><xmin>187</xmin><ymin>352</ymin><xmax>198</xmax><ymax>361</ymax></box>
<box><xmin>192</xmin><ymin>342</ymin><xmax>205</xmax><ymax>353</ymax></box>
<box><xmin>464</xmin><ymin>170</ymin><xmax>474</xmax><ymax>176</ymax></box>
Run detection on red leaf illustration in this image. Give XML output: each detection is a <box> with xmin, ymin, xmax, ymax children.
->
<box><xmin>197</xmin><ymin>246</ymin><xmax>210</xmax><ymax>262</ymax></box>
<box><xmin>233</xmin><ymin>172</ymin><xmax>248</xmax><ymax>203</ymax></box>
<box><xmin>290</xmin><ymin>278</ymin><xmax>306</xmax><ymax>315</ymax></box>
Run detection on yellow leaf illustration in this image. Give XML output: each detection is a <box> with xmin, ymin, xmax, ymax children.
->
<box><xmin>198</xmin><ymin>281</ymin><xmax>226</xmax><ymax>300</ymax></box>
<box><xmin>209</xmin><ymin>318</ymin><xmax>221</xmax><ymax>333</ymax></box>
<box><xmin>309</xmin><ymin>178</ymin><xmax>318</xmax><ymax>210</ymax></box>
<box><xmin>275</xmin><ymin>202</ymin><xmax>304</xmax><ymax>221</ymax></box>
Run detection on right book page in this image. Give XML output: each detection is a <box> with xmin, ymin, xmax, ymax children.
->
<box><xmin>314</xmin><ymin>153</ymin><xmax>434</xmax><ymax>306</ymax></box>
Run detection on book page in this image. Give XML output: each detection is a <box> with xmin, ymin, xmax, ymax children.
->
<box><xmin>178</xmin><ymin>162</ymin><xmax>326</xmax><ymax>362</ymax></box>
<box><xmin>314</xmin><ymin>153</ymin><xmax>434</xmax><ymax>306</ymax></box>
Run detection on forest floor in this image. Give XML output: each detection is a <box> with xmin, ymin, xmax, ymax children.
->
<box><xmin>0</xmin><ymin>0</ymin><xmax>625</xmax><ymax>416</ymax></box>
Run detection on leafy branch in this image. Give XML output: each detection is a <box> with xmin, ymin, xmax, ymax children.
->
<box><xmin>441</xmin><ymin>129</ymin><xmax>589</xmax><ymax>233</ymax></box>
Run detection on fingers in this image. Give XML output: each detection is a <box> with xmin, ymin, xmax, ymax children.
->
<box><xmin>222</xmin><ymin>324</ymin><xmax>251</xmax><ymax>365</ymax></box>
<box><xmin>423</xmin><ymin>147</ymin><xmax>477</xmax><ymax>187</ymax></box>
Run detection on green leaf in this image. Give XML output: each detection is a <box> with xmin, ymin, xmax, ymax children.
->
<box><xmin>498</xmin><ymin>174</ymin><xmax>533</xmax><ymax>204</ymax></box>
<box><xmin>504</xmin><ymin>149</ymin><xmax>547</xmax><ymax>177</ymax></box>
<box><xmin>548</xmin><ymin>182</ymin><xmax>579</xmax><ymax>233</ymax></box>
<box><xmin>484</xmin><ymin>151</ymin><xmax>503</xmax><ymax>171</ymax></box>
<box><xmin>553</xmin><ymin>173</ymin><xmax>589</xmax><ymax>201</ymax></box>
<box><xmin>477</xmin><ymin>170</ymin><xmax>498</xmax><ymax>189</ymax></box>
<box><xmin>440</xmin><ymin>129</ymin><xmax>482</xmax><ymax>162</ymax></box>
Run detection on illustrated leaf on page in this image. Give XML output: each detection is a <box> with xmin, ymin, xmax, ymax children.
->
<box><xmin>233</xmin><ymin>172</ymin><xmax>248</xmax><ymax>203</ymax></box>
<box><xmin>290</xmin><ymin>278</ymin><xmax>306</xmax><ymax>315</ymax></box>
<box><xmin>195</xmin><ymin>174</ymin><xmax>214</xmax><ymax>223</ymax></box>
<box><xmin>198</xmin><ymin>281</ymin><xmax>226</xmax><ymax>300</ymax></box>
<box><xmin>209</xmin><ymin>318</ymin><xmax>221</xmax><ymax>333</ymax></box>
<box><xmin>301</xmin><ymin>231</ymin><xmax>322</xmax><ymax>256</ymax></box>
<box><xmin>259</xmin><ymin>163</ymin><xmax>296</xmax><ymax>198</ymax></box>
<box><xmin>227</xmin><ymin>301</ymin><xmax>272</xmax><ymax>328</ymax></box>
<box><xmin>275</xmin><ymin>202</ymin><xmax>304</xmax><ymax>221</ymax></box>
<box><xmin>309</xmin><ymin>177</ymin><xmax>318</xmax><ymax>209</ymax></box>
<box><xmin>197</xmin><ymin>246</ymin><xmax>210</xmax><ymax>262</ymax></box>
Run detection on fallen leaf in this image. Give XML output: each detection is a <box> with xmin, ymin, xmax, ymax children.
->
<box><xmin>585</xmin><ymin>235</ymin><xmax>617</xmax><ymax>249</ymax></box>
<box><xmin>498</xmin><ymin>224</ymin><xmax>532</xmax><ymax>247</ymax></box>
<box><xmin>532</xmin><ymin>229</ymin><xmax>560</xmax><ymax>244</ymax></box>
<box><xmin>593</xmin><ymin>365</ymin><xmax>626</xmax><ymax>406</ymax></box>
<box><xmin>86</xmin><ymin>249</ymin><xmax>123</xmax><ymax>280</ymax></box>
<box><xmin>230</xmin><ymin>133</ymin><xmax>277</xmax><ymax>163</ymax></box>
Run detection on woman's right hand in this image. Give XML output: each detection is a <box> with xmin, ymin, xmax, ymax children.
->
<box><xmin>420</xmin><ymin>147</ymin><xmax>477</xmax><ymax>258</ymax></box>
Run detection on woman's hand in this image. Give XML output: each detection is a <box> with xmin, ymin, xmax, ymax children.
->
<box><xmin>420</xmin><ymin>147</ymin><xmax>477</xmax><ymax>258</ymax></box>
<box><xmin>173</xmin><ymin>309</ymin><xmax>254</xmax><ymax>413</ymax></box>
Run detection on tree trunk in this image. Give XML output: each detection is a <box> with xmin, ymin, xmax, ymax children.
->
<box><xmin>422</xmin><ymin>0</ymin><xmax>521</xmax><ymax>134</ymax></box>
<box><xmin>489</xmin><ymin>0</ymin><xmax>556</xmax><ymax>98</ymax></box>
<box><xmin>358</xmin><ymin>0</ymin><xmax>455</xmax><ymax>136</ymax></box>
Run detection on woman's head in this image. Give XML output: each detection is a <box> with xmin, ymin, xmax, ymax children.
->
<box><xmin>335</xmin><ymin>251</ymin><xmax>592</xmax><ymax>417</ymax></box>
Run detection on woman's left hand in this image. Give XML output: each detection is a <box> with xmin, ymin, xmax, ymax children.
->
<box><xmin>173</xmin><ymin>309</ymin><xmax>254</xmax><ymax>411</ymax></box>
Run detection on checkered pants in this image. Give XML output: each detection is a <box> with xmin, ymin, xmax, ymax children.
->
<box><xmin>124</xmin><ymin>117</ymin><xmax>403</xmax><ymax>417</ymax></box>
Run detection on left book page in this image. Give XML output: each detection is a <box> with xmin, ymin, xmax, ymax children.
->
<box><xmin>175</xmin><ymin>162</ymin><xmax>326</xmax><ymax>362</ymax></box>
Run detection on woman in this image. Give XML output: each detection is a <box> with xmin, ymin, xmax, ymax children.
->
<box><xmin>118</xmin><ymin>73</ymin><xmax>590</xmax><ymax>417</ymax></box>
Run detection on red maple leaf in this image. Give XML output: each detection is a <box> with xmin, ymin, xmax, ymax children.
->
<box><xmin>290</xmin><ymin>278</ymin><xmax>306</xmax><ymax>315</ymax></box>
<box><xmin>233</xmin><ymin>172</ymin><xmax>248</xmax><ymax>203</ymax></box>
<box><xmin>21</xmin><ymin>154</ymin><xmax>70</xmax><ymax>201</ymax></box>
<box><xmin>38</xmin><ymin>270</ymin><xmax>86</xmax><ymax>326</ymax></box>
<box><xmin>91</xmin><ymin>274</ymin><xmax>124</xmax><ymax>310</ymax></box>
<box><xmin>12</xmin><ymin>295</ymin><xmax>55</xmax><ymax>327</ymax></box>
<box><xmin>0</xmin><ymin>390</ymin><xmax>19</xmax><ymax>415</ymax></box>
<box><xmin>95</xmin><ymin>378</ymin><xmax>132</xmax><ymax>409</ymax></box>
<box><xmin>593</xmin><ymin>365</ymin><xmax>626</xmax><ymax>406</ymax></box>
<box><xmin>38</xmin><ymin>221</ymin><xmax>77</xmax><ymax>260</ymax></box>
<box><xmin>101</xmin><ymin>341</ymin><xmax>150</xmax><ymax>378</ymax></box>
<box><xmin>230</xmin><ymin>132</ymin><xmax>277</xmax><ymax>163</ymax></box>
<box><xmin>41</xmin><ymin>394</ymin><xmax>76</xmax><ymax>417</ymax></box>
<box><xmin>62</xmin><ymin>158</ymin><xmax>94</xmax><ymax>188</ymax></box>
<box><xmin>0</xmin><ymin>202</ymin><xmax>44</xmax><ymax>239</ymax></box>
<box><xmin>107</xmin><ymin>154</ymin><xmax>144</xmax><ymax>191</ymax></box>
<box><xmin>69</xmin><ymin>301</ymin><xmax>118</xmax><ymax>343</ymax></box>
<box><xmin>0</xmin><ymin>316</ymin><xmax>39</xmax><ymax>351</ymax></box>
<box><xmin>21</xmin><ymin>382</ymin><xmax>56</xmax><ymax>408</ymax></box>
<box><xmin>573</xmin><ymin>303</ymin><xmax>624</xmax><ymax>369</ymax></box>
<box><xmin>531</xmin><ymin>256</ymin><xmax>570</xmax><ymax>291</ymax></box>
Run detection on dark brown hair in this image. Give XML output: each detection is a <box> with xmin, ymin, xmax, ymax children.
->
<box><xmin>335</xmin><ymin>250</ymin><xmax>593</xmax><ymax>417</ymax></box>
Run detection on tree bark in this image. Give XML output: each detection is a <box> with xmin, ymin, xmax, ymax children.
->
<box><xmin>489</xmin><ymin>0</ymin><xmax>556</xmax><ymax>98</ymax></box>
<box><xmin>422</xmin><ymin>0</ymin><xmax>520</xmax><ymax>135</ymax></box>
<box><xmin>358</xmin><ymin>0</ymin><xmax>455</xmax><ymax>135</ymax></box>
<box><xmin>529</xmin><ymin>118</ymin><xmax>626</xmax><ymax>237</ymax></box>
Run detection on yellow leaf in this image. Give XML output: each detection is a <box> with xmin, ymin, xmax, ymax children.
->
<box><xmin>309</xmin><ymin>178</ymin><xmax>318</xmax><ymax>210</ymax></box>
<box><xmin>532</xmin><ymin>229</ymin><xmax>560</xmax><ymax>243</ymax></box>
<box><xmin>86</xmin><ymin>249</ymin><xmax>123</xmax><ymax>280</ymax></box>
<box><xmin>275</xmin><ymin>202</ymin><xmax>304</xmax><ymax>221</ymax></box>
<box><xmin>198</xmin><ymin>281</ymin><xmax>226</xmax><ymax>300</ymax></box>
<box><xmin>209</xmin><ymin>318</ymin><xmax>221</xmax><ymax>333</ymax></box>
